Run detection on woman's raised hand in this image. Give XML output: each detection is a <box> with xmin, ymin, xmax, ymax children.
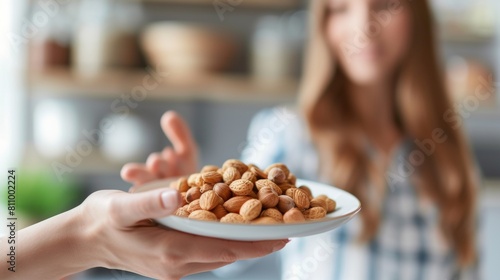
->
<box><xmin>121</xmin><ymin>111</ymin><xmax>198</xmax><ymax>190</ymax></box>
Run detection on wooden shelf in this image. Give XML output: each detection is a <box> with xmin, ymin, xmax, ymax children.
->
<box><xmin>138</xmin><ymin>0</ymin><xmax>301</xmax><ymax>9</ymax></box>
<box><xmin>28</xmin><ymin>68</ymin><xmax>298</xmax><ymax>103</ymax></box>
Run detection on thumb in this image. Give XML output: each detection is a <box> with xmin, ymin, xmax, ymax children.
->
<box><xmin>112</xmin><ymin>188</ymin><xmax>181</xmax><ymax>226</ymax></box>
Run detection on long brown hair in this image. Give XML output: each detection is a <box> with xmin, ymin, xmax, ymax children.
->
<box><xmin>299</xmin><ymin>0</ymin><xmax>477</xmax><ymax>266</ymax></box>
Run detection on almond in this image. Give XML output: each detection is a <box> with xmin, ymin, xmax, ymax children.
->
<box><xmin>180</xmin><ymin>192</ymin><xmax>188</xmax><ymax>206</ymax></box>
<box><xmin>220</xmin><ymin>213</ymin><xmax>246</xmax><ymax>224</ymax></box>
<box><xmin>265</xmin><ymin>163</ymin><xmax>290</xmax><ymax>178</ymax></box>
<box><xmin>201</xmin><ymin>165</ymin><xmax>219</xmax><ymax>173</ymax></box>
<box><xmin>187</xmin><ymin>173</ymin><xmax>203</xmax><ymax>187</ymax></box>
<box><xmin>240</xmin><ymin>199</ymin><xmax>262</xmax><ymax>221</ymax></box>
<box><xmin>283</xmin><ymin>208</ymin><xmax>306</xmax><ymax>223</ymax></box>
<box><xmin>223</xmin><ymin>196</ymin><xmax>253</xmax><ymax>213</ymax></box>
<box><xmin>180</xmin><ymin>204</ymin><xmax>190</xmax><ymax>212</ymax></box>
<box><xmin>248</xmin><ymin>190</ymin><xmax>258</xmax><ymax>199</ymax></box>
<box><xmin>229</xmin><ymin>179</ymin><xmax>254</xmax><ymax>196</ymax></box>
<box><xmin>287</xmin><ymin>172</ymin><xmax>297</xmax><ymax>185</ymax></box>
<box><xmin>285</xmin><ymin>187</ymin><xmax>297</xmax><ymax>198</ymax></box>
<box><xmin>185</xmin><ymin>187</ymin><xmax>201</xmax><ymax>203</ymax></box>
<box><xmin>213</xmin><ymin>182</ymin><xmax>232</xmax><ymax>201</ymax></box>
<box><xmin>315</xmin><ymin>194</ymin><xmax>329</xmax><ymax>201</ymax></box>
<box><xmin>267</xmin><ymin>167</ymin><xmax>286</xmax><ymax>184</ymax></box>
<box><xmin>212</xmin><ymin>204</ymin><xmax>228</xmax><ymax>219</ymax></box>
<box><xmin>304</xmin><ymin>207</ymin><xmax>327</xmax><ymax>220</ymax></box>
<box><xmin>277</xmin><ymin>195</ymin><xmax>295</xmax><ymax>214</ymax></box>
<box><xmin>200</xmin><ymin>183</ymin><xmax>214</xmax><ymax>193</ymax></box>
<box><xmin>250</xmin><ymin>166</ymin><xmax>267</xmax><ymax>179</ymax></box>
<box><xmin>310</xmin><ymin>198</ymin><xmax>328</xmax><ymax>212</ymax></box>
<box><xmin>223</xmin><ymin>166</ymin><xmax>241</xmax><ymax>184</ymax></box>
<box><xmin>292</xmin><ymin>189</ymin><xmax>310</xmax><ymax>210</ymax></box>
<box><xmin>187</xmin><ymin>199</ymin><xmax>202</xmax><ymax>213</ymax></box>
<box><xmin>174</xmin><ymin>177</ymin><xmax>189</xmax><ymax>192</ymax></box>
<box><xmin>251</xmin><ymin>217</ymin><xmax>280</xmax><ymax>224</ymax></box>
<box><xmin>202</xmin><ymin>171</ymin><xmax>223</xmax><ymax>184</ymax></box>
<box><xmin>278</xmin><ymin>183</ymin><xmax>295</xmax><ymax>193</ymax></box>
<box><xmin>260</xmin><ymin>208</ymin><xmax>283</xmax><ymax>222</ymax></box>
<box><xmin>172</xmin><ymin>161</ymin><xmax>337</xmax><ymax>224</ymax></box>
<box><xmin>175</xmin><ymin>208</ymin><xmax>190</xmax><ymax>217</ymax></box>
<box><xmin>298</xmin><ymin>185</ymin><xmax>313</xmax><ymax>200</ymax></box>
<box><xmin>247</xmin><ymin>163</ymin><xmax>258</xmax><ymax>169</ymax></box>
<box><xmin>255</xmin><ymin>179</ymin><xmax>282</xmax><ymax>195</ymax></box>
<box><xmin>258</xmin><ymin>187</ymin><xmax>279</xmax><ymax>209</ymax></box>
<box><xmin>222</xmin><ymin>159</ymin><xmax>248</xmax><ymax>174</ymax></box>
<box><xmin>241</xmin><ymin>171</ymin><xmax>257</xmax><ymax>184</ymax></box>
<box><xmin>326</xmin><ymin>198</ymin><xmax>336</xmax><ymax>213</ymax></box>
<box><xmin>199</xmin><ymin>190</ymin><xmax>223</xmax><ymax>210</ymax></box>
<box><xmin>188</xmin><ymin>210</ymin><xmax>217</xmax><ymax>221</ymax></box>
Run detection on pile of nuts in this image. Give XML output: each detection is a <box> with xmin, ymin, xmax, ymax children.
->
<box><xmin>171</xmin><ymin>159</ymin><xmax>337</xmax><ymax>224</ymax></box>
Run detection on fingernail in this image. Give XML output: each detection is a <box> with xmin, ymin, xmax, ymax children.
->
<box><xmin>161</xmin><ymin>190</ymin><xmax>179</xmax><ymax>212</ymax></box>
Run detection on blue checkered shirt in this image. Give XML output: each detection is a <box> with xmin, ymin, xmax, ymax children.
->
<box><xmin>208</xmin><ymin>107</ymin><xmax>479</xmax><ymax>280</ymax></box>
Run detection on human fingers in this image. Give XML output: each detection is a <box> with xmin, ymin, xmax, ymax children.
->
<box><xmin>146</xmin><ymin>152</ymin><xmax>169</xmax><ymax>178</ymax></box>
<box><xmin>120</xmin><ymin>163</ymin><xmax>158</xmax><ymax>185</ymax></box>
<box><xmin>160</xmin><ymin>111</ymin><xmax>197</xmax><ymax>159</ymax></box>
<box><xmin>172</xmin><ymin>235</ymin><xmax>289</xmax><ymax>263</ymax></box>
<box><xmin>161</xmin><ymin>147</ymin><xmax>182</xmax><ymax>177</ymax></box>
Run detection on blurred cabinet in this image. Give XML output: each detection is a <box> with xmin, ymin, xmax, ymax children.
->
<box><xmin>432</xmin><ymin>0</ymin><xmax>499</xmax><ymax>107</ymax></box>
<box><xmin>23</xmin><ymin>0</ymin><xmax>304</xmax><ymax>180</ymax></box>
<box><xmin>432</xmin><ymin>0</ymin><xmax>500</xmax><ymax>178</ymax></box>
<box><xmin>22</xmin><ymin>0</ymin><xmax>500</xmax><ymax>180</ymax></box>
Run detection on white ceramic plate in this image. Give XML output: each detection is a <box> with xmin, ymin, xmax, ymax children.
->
<box><xmin>135</xmin><ymin>179</ymin><xmax>361</xmax><ymax>241</ymax></box>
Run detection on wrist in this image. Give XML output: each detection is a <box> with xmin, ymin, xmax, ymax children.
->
<box><xmin>69</xmin><ymin>204</ymin><xmax>102</xmax><ymax>271</ymax></box>
<box><xmin>42</xmin><ymin>205</ymin><xmax>100</xmax><ymax>277</ymax></box>
<box><xmin>76</xmin><ymin>193</ymin><xmax>121</xmax><ymax>270</ymax></box>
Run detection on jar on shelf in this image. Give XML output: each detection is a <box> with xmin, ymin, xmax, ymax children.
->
<box><xmin>72</xmin><ymin>0</ymin><xmax>143</xmax><ymax>77</ymax></box>
<box><xmin>28</xmin><ymin>2</ymin><xmax>74</xmax><ymax>70</ymax></box>
<box><xmin>250</xmin><ymin>12</ymin><xmax>306</xmax><ymax>82</ymax></box>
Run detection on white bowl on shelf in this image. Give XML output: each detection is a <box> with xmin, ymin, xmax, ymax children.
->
<box><xmin>141</xmin><ymin>22</ymin><xmax>237</xmax><ymax>74</ymax></box>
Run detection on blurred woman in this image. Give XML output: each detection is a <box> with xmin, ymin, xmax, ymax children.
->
<box><xmin>122</xmin><ymin>0</ymin><xmax>478</xmax><ymax>279</ymax></box>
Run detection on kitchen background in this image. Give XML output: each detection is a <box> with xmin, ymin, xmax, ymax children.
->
<box><xmin>0</xmin><ymin>0</ymin><xmax>499</xmax><ymax>279</ymax></box>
